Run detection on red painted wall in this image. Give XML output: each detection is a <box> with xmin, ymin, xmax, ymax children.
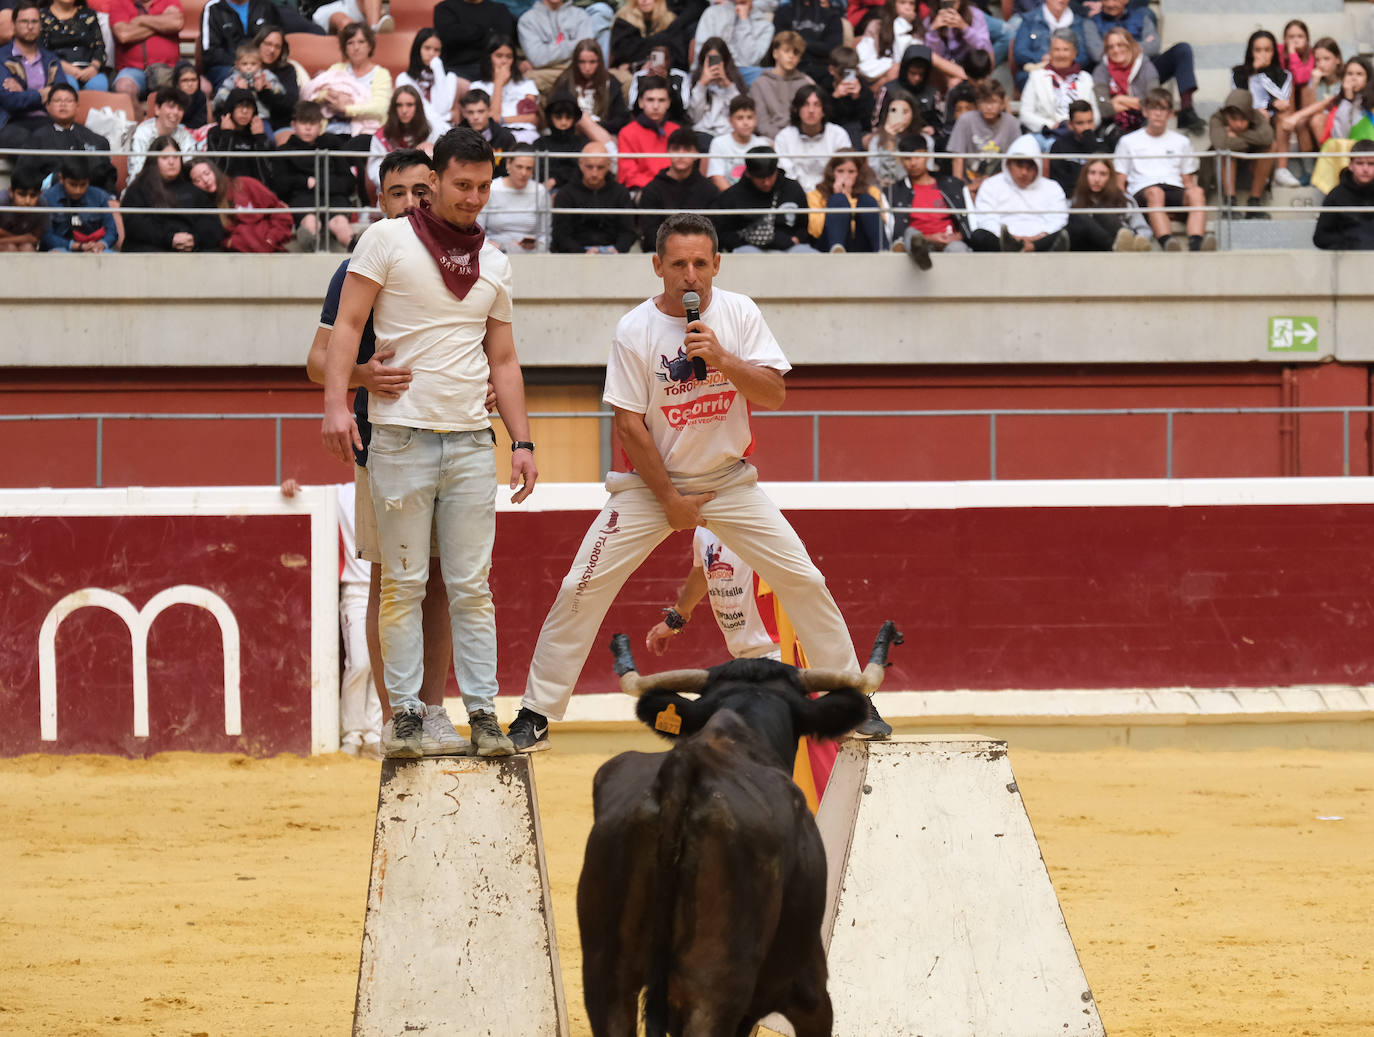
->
<box><xmin>7</xmin><ymin>499</ymin><xmax>1372</xmax><ymax>757</ymax></box>
<box><xmin>491</xmin><ymin>502</ymin><xmax>1374</xmax><ymax>696</ymax></box>
<box><xmin>3</xmin><ymin>363</ymin><xmax>1370</xmax><ymax>487</ymax></box>
<box><xmin>1</xmin><ymin>515</ymin><xmax>313</xmax><ymax>757</ymax></box>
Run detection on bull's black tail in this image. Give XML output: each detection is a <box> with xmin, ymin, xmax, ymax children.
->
<box><xmin>643</xmin><ymin>747</ymin><xmax>696</xmax><ymax>1037</ymax></box>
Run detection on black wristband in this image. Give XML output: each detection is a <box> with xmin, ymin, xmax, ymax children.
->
<box><xmin>511</xmin><ymin>441</ymin><xmax>535</xmax><ymax>453</ymax></box>
<box><xmin>663</xmin><ymin>607</ymin><xmax>687</xmax><ymax>631</ymax></box>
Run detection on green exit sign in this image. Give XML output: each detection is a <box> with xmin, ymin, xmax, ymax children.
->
<box><xmin>1268</xmin><ymin>316</ymin><xmax>1318</xmax><ymax>352</ymax></box>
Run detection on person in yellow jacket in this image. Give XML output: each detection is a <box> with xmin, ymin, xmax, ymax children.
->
<box><xmin>805</xmin><ymin>150</ymin><xmax>887</xmax><ymax>252</ymax></box>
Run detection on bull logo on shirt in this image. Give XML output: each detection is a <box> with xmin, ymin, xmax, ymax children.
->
<box><xmin>657</xmin><ymin>347</ymin><xmax>699</xmax><ymax>384</ymax></box>
<box><xmin>703</xmin><ymin>542</ymin><xmax>734</xmax><ymax>580</ymax></box>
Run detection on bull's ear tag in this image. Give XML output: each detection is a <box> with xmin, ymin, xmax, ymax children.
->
<box><xmin>655</xmin><ymin>704</ymin><xmax>682</xmax><ymax>735</ymax></box>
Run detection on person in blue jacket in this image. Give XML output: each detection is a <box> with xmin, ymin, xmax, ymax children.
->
<box><xmin>40</xmin><ymin>154</ymin><xmax>118</xmax><ymax>252</ymax></box>
<box><xmin>0</xmin><ymin>0</ymin><xmax>72</xmax><ymax>148</ymax></box>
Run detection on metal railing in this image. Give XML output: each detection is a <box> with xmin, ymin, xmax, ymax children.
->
<box><xmin>4</xmin><ymin>405</ymin><xmax>1370</xmax><ymax>485</ymax></box>
<box><xmin>1</xmin><ymin>145</ymin><xmax>1362</xmax><ymax>252</ymax></box>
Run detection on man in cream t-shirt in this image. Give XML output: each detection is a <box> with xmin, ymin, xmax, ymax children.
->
<box><xmin>321</xmin><ymin>127</ymin><xmax>539</xmax><ymax>759</ymax></box>
<box><xmin>505</xmin><ymin>211</ymin><xmax>880</xmax><ymax>753</ymax></box>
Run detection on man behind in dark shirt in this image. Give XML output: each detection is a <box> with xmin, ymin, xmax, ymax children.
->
<box><xmin>1047</xmin><ymin>99</ymin><xmax>1119</xmax><ymax>197</ymax></box>
<box><xmin>637</xmin><ymin>126</ymin><xmax>719</xmax><ymax>250</ymax></box>
<box><xmin>551</xmin><ymin>140</ymin><xmax>635</xmax><ymax>252</ymax></box>
<box><xmin>14</xmin><ymin>81</ymin><xmax>117</xmax><ymax>191</ymax></box>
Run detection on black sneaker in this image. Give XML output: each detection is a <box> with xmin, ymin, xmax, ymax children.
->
<box><xmin>907</xmin><ymin>232</ymin><xmax>932</xmax><ymax>271</ymax></box>
<box><xmin>384</xmin><ymin>707</ymin><xmax>424</xmax><ymax>758</ymax></box>
<box><xmin>1176</xmin><ymin>107</ymin><xmax>1205</xmax><ymax>134</ymax></box>
<box><xmin>507</xmin><ymin>707</ymin><xmax>551</xmax><ymax>753</ymax></box>
<box><xmin>853</xmin><ymin>696</ymin><xmax>893</xmax><ymax>740</ymax></box>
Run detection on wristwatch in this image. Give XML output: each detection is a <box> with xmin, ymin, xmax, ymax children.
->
<box><xmin>663</xmin><ymin>608</ymin><xmax>687</xmax><ymax>631</ymax></box>
<box><xmin>511</xmin><ymin>441</ymin><xmax>535</xmax><ymax>453</ymax></box>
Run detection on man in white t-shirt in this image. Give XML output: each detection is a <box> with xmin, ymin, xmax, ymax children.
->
<box><xmin>1113</xmin><ymin>88</ymin><xmax>1213</xmax><ymax>252</ymax></box>
<box><xmin>321</xmin><ymin>127</ymin><xmax>539</xmax><ymax>760</ymax></box>
<box><xmin>506</xmin><ymin>212</ymin><xmax>878</xmax><ymax>753</ymax></box>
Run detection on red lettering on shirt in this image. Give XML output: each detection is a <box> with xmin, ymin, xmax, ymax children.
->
<box><xmin>662</xmin><ymin>390</ymin><xmax>738</xmax><ymax>429</ymax></box>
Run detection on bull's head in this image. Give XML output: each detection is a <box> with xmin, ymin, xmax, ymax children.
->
<box><xmin>607</xmin><ymin>622</ymin><xmax>903</xmax><ymax>770</ymax></box>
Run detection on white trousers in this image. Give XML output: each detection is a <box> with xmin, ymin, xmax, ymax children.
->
<box><xmin>521</xmin><ymin>462</ymin><xmax>861</xmax><ymax>720</ymax></box>
<box><xmin>339</xmin><ymin>581</ymin><xmax>383</xmax><ymax>742</ymax></box>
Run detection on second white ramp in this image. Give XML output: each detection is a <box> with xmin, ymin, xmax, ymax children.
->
<box><xmin>816</xmin><ymin>736</ymin><xmax>1105</xmax><ymax>1037</ymax></box>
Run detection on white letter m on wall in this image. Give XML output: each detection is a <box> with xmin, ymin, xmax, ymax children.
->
<box><xmin>38</xmin><ymin>586</ymin><xmax>242</xmax><ymax>742</ymax></box>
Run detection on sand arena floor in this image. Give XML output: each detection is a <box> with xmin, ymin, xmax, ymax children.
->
<box><xmin>2</xmin><ymin>734</ymin><xmax>1371</xmax><ymax>1036</ymax></box>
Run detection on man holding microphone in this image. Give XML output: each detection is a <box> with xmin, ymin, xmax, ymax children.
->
<box><xmin>506</xmin><ymin>212</ymin><xmax>884</xmax><ymax>752</ymax></box>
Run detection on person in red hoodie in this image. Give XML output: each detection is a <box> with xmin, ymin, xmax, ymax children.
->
<box><xmin>187</xmin><ymin>154</ymin><xmax>294</xmax><ymax>253</ymax></box>
<box><xmin>615</xmin><ymin>74</ymin><xmax>678</xmax><ymax>191</ymax></box>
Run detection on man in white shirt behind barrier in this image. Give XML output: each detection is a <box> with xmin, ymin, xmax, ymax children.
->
<box><xmin>506</xmin><ymin>212</ymin><xmax>889</xmax><ymax>752</ymax></box>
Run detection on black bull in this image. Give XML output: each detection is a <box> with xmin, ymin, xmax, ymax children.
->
<box><xmin>577</xmin><ymin>623</ymin><xmax>902</xmax><ymax>1037</ymax></box>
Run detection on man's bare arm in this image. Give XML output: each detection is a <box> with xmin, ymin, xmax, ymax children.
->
<box><xmin>484</xmin><ymin>317</ymin><xmax>538</xmax><ymax>503</ymax></box>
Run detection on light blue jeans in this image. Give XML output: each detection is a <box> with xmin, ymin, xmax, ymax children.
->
<box><xmin>366</xmin><ymin>425</ymin><xmax>499</xmax><ymax>717</ymax></box>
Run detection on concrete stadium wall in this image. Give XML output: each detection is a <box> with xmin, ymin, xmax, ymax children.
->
<box><xmin>4</xmin><ymin>251</ymin><xmax>1374</xmax><ymax>368</ymax></box>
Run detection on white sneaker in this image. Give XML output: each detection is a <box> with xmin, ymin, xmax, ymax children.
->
<box><xmin>372</xmin><ymin>13</ymin><xmax>393</xmax><ymax>31</ymax></box>
<box><xmin>340</xmin><ymin>734</ymin><xmax>362</xmax><ymax>756</ymax></box>
<box><xmin>422</xmin><ymin>704</ymin><xmax>473</xmax><ymax>756</ymax></box>
<box><xmin>1272</xmin><ymin>167</ymin><xmax>1301</xmax><ymax>188</ymax></box>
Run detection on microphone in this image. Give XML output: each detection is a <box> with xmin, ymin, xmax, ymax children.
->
<box><xmin>682</xmin><ymin>291</ymin><xmax>707</xmax><ymax>381</ymax></box>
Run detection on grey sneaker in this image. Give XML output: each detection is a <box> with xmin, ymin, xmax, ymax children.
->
<box><xmin>853</xmin><ymin>696</ymin><xmax>893</xmax><ymax>740</ymax></box>
<box><xmin>384</xmin><ymin>708</ymin><xmax>424</xmax><ymax>758</ymax></box>
<box><xmin>468</xmin><ymin>710</ymin><xmax>515</xmax><ymax>757</ymax></box>
<box><xmin>507</xmin><ymin>707</ymin><xmax>551</xmax><ymax>753</ymax></box>
<box><xmin>421</xmin><ymin>704</ymin><xmax>473</xmax><ymax>756</ymax></box>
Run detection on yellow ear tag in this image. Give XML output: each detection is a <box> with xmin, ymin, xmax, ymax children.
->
<box><xmin>655</xmin><ymin>704</ymin><xmax>682</xmax><ymax>735</ymax></box>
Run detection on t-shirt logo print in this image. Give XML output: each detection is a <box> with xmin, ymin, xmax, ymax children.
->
<box><xmin>704</xmin><ymin>542</ymin><xmax>734</xmax><ymax>579</ymax></box>
<box><xmin>657</xmin><ymin>347</ymin><xmax>699</xmax><ymax>384</ymax></box>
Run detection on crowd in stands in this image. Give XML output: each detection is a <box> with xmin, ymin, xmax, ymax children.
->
<box><xmin>3</xmin><ymin>0</ymin><xmax>1374</xmax><ymax>255</ymax></box>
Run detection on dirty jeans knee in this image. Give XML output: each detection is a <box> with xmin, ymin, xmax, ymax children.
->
<box><xmin>367</xmin><ymin>425</ymin><xmax>442</xmax><ymax>714</ymax></box>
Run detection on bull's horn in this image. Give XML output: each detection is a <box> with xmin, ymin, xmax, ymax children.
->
<box><xmin>622</xmin><ymin>668</ymin><xmax>711</xmax><ymax>698</ymax></box>
<box><xmin>608</xmin><ymin>633</ymin><xmax>710</xmax><ymax>697</ymax></box>
<box><xmin>799</xmin><ymin>666</ymin><xmax>884</xmax><ymax>695</ymax></box>
<box><xmin>800</xmin><ymin>622</ymin><xmax>905</xmax><ymax>696</ymax></box>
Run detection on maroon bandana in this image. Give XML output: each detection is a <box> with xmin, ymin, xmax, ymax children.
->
<box><xmin>407</xmin><ymin>201</ymin><xmax>486</xmax><ymax>300</ymax></box>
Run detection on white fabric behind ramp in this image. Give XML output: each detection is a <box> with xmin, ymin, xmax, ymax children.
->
<box><xmin>353</xmin><ymin>757</ymin><xmax>568</xmax><ymax>1036</ymax></box>
<box><xmin>800</xmin><ymin>736</ymin><xmax>1104</xmax><ymax>1036</ymax></box>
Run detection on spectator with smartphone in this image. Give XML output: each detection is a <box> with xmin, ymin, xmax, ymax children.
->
<box><xmin>827</xmin><ymin>44</ymin><xmax>874</xmax><ymax>149</ymax></box>
<box><xmin>694</xmin><ymin>0</ymin><xmax>773</xmax><ymax>84</ymax></box>
<box><xmin>689</xmin><ymin>36</ymin><xmax>746</xmax><ymax>141</ymax></box>
<box><xmin>486</xmin><ymin>143</ymin><xmax>551</xmax><ymax>252</ymax></box>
